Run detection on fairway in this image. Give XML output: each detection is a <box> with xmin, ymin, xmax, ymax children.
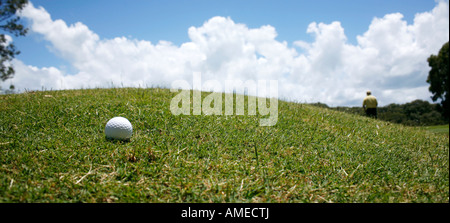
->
<box><xmin>1</xmin><ymin>88</ymin><xmax>449</xmax><ymax>203</ymax></box>
<box><xmin>421</xmin><ymin>125</ymin><xmax>449</xmax><ymax>135</ymax></box>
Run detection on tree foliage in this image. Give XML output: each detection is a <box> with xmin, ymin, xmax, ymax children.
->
<box><xmin>427</xmin><ymin>41</ymin><xmax>449</xmax><ymax>120</ymax></box>
<box><xmin>324</xmin><ymin>99</ymin><xmax>447</xmax><ymax>126</ymax></box>
<box><xmin>0</xmin><ymin>0</ymin><xmax>28</xmax><ymax>81</ymax></box>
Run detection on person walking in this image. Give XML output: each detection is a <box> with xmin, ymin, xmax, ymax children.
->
<box><xmin>363</xmin><ymin>90</ymin><xmax>378</xmax><ymax>119</ymax></box>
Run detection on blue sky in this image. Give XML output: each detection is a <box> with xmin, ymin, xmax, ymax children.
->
<box><xmin>5</xmin><ymin>0</ymin><xmax>449</xmax><ymax>106</ymax></box>
<box><xmin>16</xmin><ymin>0</ymin><xmax>437</xmax><ymax>68</ymax></box>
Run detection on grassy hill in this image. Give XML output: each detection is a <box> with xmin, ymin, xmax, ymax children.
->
<box><xmin>1</xmin><ymin>88</ymin><xmax>448</xmax><ymax>202</ymax></box>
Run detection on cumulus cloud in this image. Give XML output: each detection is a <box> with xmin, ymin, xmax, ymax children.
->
<box><xmin>2</xmin><ymin>1</ymin><xmax>449</xmax><ymax>106</ymax></box>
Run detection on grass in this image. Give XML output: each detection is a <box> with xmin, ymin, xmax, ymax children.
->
<box><xmin>421</xmin><ymin>125</ymin><xmax>449</xmax><ymax>135</ymax></box>
<box><xmin>0</xmin><ymin>88</ymin><xmax>448</xmax><ymax>203</ymax></box>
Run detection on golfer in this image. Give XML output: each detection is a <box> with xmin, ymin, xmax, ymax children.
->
<box><xmin>363</xmin><ymin>90</ymin><xmax>378</xmax><ymax>119</ymax></box>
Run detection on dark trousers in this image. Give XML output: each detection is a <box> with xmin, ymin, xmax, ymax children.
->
<box><xmin>365</xmin><ymin>108</ymin><xmax>377</xmax><ymax>119</ymax></box>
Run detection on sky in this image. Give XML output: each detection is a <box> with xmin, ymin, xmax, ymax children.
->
<box><xmin>2</xmin><ymin>0</ymin><xmax>449</xmax><ymax>106</ymax></box>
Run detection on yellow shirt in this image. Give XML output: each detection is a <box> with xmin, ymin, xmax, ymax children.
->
<box><xmin>363</xmin><ymin>95</ymin><xmax>378</xmax><ymax>109</ymax></box>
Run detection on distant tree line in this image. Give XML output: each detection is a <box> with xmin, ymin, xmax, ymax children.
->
<box><xmin>310</xmin><ymin>99</ymin><xmax>447</xmax><ymax>126</ymax></box>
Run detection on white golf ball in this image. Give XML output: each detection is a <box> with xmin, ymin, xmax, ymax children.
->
<box><xmin>105</xmin><ymin>117</ymin><xmax>133</xmax><ymax>140</ymax></box>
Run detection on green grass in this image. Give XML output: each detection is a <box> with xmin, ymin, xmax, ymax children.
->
<box><xmin>1</xmin><ymin>88</ymin><xmax>448</xmax><ymax>203</ymax></box>
<box><xmin>421</xmin><ymin>125</ymin><xmax>449</xmax><ymax>135</ymax></box>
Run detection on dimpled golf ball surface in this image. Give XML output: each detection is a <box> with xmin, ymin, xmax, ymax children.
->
<box><xmin>105</xmin><ymin>117</ymin><xmax>133</xmax><ymax>140</ymax></box>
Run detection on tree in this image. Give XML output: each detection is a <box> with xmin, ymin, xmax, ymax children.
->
<box><xmin>427</xmin><ymin>41</ymin><xmax>449</xmax><ymax>121</ymax></box>
<box><xmin>1</xmin><ymin>0</ymin><xmax>28</xmax><ymax>81</ymax></box>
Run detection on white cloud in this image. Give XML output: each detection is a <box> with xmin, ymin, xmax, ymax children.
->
<box><xmin>2</xmin><ymin>1</ymin><xmax>449</xmax><ymax>107</ymax></box>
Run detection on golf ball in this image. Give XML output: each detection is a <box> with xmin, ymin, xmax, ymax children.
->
<box><xmin>105</xmin><ymin>117</ymin><xmax>133</xmax><ymax>140</ymax></box>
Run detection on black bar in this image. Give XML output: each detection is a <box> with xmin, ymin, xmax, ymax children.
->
<box><xmin>1</xmin><ymin>203</ymin><xmax>448</xmax><ymax>222</ymax></box>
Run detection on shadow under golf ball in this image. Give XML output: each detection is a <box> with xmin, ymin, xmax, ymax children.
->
<box><xmin>105</xmin><ymin>136</ymin><xmax>131</xmax><ymax>143</ymax></box>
